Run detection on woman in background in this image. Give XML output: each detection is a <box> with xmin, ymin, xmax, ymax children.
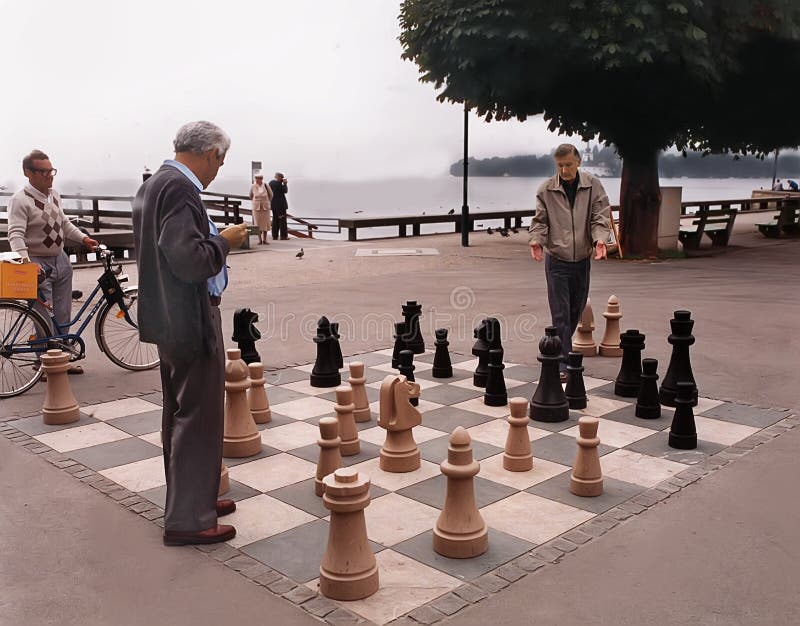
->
<box><xmin>249</xmin><ymin>172</ymin><xmax>273</xmax><ymax>244</ymax></box>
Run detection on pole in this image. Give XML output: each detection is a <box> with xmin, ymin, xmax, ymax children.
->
<box><xmin>771</xmin><ymin>149</ymin><xmax>779</xmax><ymax>189</ymax></box>
<box><xmin>461</xmin><ymin>102</ymin><xmax>470</xmax><ymax>247</ymax></box>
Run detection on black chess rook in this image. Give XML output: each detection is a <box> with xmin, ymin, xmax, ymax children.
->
<box><xmin>614</xmin><ymin>329</ymin><xmax>645</xmax><ymax>397</ymax></box>
<box><xmin>564</xmin><ymin>352</ymin><xmax>587</xmax><ymax>410</ymax></box>
<box><xmin>635</xmin><ymin>358</ymin><xmax>661</xmax><ymax>419</ymax></box>
<box><xmin>668</xmin><ymin>381</ymin><xmax>698</xmax><ymax>449</ymax></box>
<box><xmin>659</xmin><ymin>310</ymin><xmax>698</xmax><ymax>407</ymax></box>
<box><xmin>391</xmin><ymin>321</ymin><xmax>408</xmax><ymax>370</ymax></box>
<box><xmin>529</xmin><ymin>326</ymin><xmax>569</xmax><ymax>422</ymax></box>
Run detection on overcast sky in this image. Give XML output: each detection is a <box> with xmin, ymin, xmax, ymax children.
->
<box><xmin>0</xmin><ymin>0</ymin><xmax>571</xmax><ymax>187</ymax></box>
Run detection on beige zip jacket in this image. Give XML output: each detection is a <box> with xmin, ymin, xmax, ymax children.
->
<box><xmin>528</xmin><ymin>171</ymin><xmax>611</xmax><ymax>261</ymax></box>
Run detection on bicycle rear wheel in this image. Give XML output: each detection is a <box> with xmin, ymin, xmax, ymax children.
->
<box><xmin>95</xmin><ymin>288</ymin><xmax>160</xmax><ymax>371</ymax></box>
<box><xmin>0</xmin><ymin>300</ymin><xmax>51</xmax><ymax>397</ymax></box>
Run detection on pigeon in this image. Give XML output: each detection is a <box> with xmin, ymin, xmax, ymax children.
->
<box><xmin>487</xmin><ymin>227</ymin><xmax>494</xmax><ymax>235</ymax></box>
<box><xmin>511</xmin><ymin>227</ymin><xmax>519</xmax><ymax>234</ymax></box>
<box><xmin>296</xmin><ymin>248</ymin><xmax>304</xmax><ymax>259</ymax></box>
<box><xmin>499</xmin><ymin>228</ymin><xmax>510</xmax><ymax>237</ymax></box>
<box><xmin>447</xmin><ymin>208</ymin><xmax>455</xmax><ymax>215</ymax></box>
<box><xmin>71</xmin><ymin>290</ymin><xmax>83</xmax><ymax>301</ymax></box>
<box><xmin>354</xmin><ymin>210</ymin><xmax>364</xmax><ymax>214</ymax></box>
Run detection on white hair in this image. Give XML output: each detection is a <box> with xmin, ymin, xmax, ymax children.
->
<box><xmin>173</xmin><ymin>121</ymin><xmax>231</xmax><ymax>156</ymax></box>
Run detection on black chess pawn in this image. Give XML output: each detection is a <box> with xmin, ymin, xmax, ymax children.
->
<box><xmin>432</xmin><ymin>328</ymin><xmax>453</xmax><ymax>378</ymax></box>
<box><xmin>529</xmin><ymin>326</ymin><xmax>570</xmax><ymax>422</ymax></box>
<box><xmin>614</xmin><ymin>329</ymin><xmax>646</xmax><ymax>397</ymax></box>
<box><xmin>398</xmin><ymin>349</ymin><xmax>418</xmax><ymax>406</ymax></box>
<box><xmin>310</xmin><ymin>316</ymin><xmax>342</xmax><ymax>388</ymax></box>
<box><xmin>635</xmin><ymin>358</ymin><xmax>661</xmax><ymax>419</ymax></box>
<box><xmin>484</xmin><ymin>349</ymin><xmax>508</xmax><ymax>406</ymax></box>
<box><xmin>391</xmin><ymin>322</ymin><xmax>408</xmax><ymax>370</ymax></box>
<box><xmin>330</xmin><ymin>322</ymin><xmax>344</xmax><ymax>370</ymax></box>
<box><xmin>669</xmin><ymin>381</ymin><xmax>698</xmax><ymax>449</ymax></box>
<box><xmin>232</xmin><ymin>308</ymin><xmax>261</xmax><ymax>364</ymax></box>
<box><xmin>564</xmin><ymin>352</ymin><xmax>587</xmax><ymax>410</ymax></box>
<box><xmin>401</xmin><ymin>300</ymin><xmax>425</xmax><ymax>354</ymax></box>
<box><xmin>659</xmin><ymin>311</ymin><xmax>698</xmax><ymax>407</ymax></box>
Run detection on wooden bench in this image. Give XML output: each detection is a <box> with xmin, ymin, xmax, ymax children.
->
<box><xmin>338</xmin><ymin>210</ymin><xmax>535</xmax><ymax>242</ymax></box>
<box><xmin>678</xmin><ymin>207</ymin><xmax>738</xmax><ymax>249</ymax></box>
<box><xmin>756</xmin><ymin>203</ymin><xmax>800</xmax><ymax>238</ymax></box>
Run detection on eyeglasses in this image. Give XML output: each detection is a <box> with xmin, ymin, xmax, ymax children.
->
<box><xmin>29</xmin><ymin>167</ymin><xmax>57</xmax><ymax>176</ymax></box>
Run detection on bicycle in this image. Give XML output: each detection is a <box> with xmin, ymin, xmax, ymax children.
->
<box><xmin>0</xmin><ymin>245</ymin><xmax>159</xmax><ymax>397</ymax></box>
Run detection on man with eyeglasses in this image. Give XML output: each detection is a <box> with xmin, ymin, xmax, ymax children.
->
<box><xmin>7</xmin><ymin>150</ymin><xmax>99</xmax><ymax>372</ymax></box>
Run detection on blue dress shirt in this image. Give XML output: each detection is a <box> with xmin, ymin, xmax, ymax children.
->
<box><xmin>163</xmin><ymin>159</ymin><xmax>228</xmax><ymax>296</ymax></box>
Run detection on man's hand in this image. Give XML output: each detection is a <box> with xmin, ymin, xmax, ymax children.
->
<box><xmin>530</xmin><ymin>243</ymin><xmax>543</xmax><ymax>262</ymax></box>
<box><xmin>594</xmin><ymin>241</ymin><xmax>607</xmax><ymax>260</ymax></box>
<box><xmin>220</xmin><ymin>223</ymin><xmax>248</xmax><ymax>248</ymax></box>
<box><xmin>82</xmin><ymin>236</ymin><xmax>100</xmax><ymax>251</ymax></box>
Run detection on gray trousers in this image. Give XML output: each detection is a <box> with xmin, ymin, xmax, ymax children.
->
<box><xmin>30</xmin><ymin>251</ymin><xmax>73</xmax><ymax>328</ymax></box>
<box><xmin>158</xmin><ymin>306</ymin><xmax>225</xmax><ymax>532</ymax></box>
<box><xmin>545</xmin><ymin>254</ymin><xmax>591</xmax><ymax>369</ymax></box>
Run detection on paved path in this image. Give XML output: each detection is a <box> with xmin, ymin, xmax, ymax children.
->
<box><xmin>2</xmin><ymin>225</ymin><xmax>798</xmax><ymax>625</ymax></box>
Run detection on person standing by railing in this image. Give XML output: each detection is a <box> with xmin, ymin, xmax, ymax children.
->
<box><xmin>7</xmin><ymin>149</ymin><xmax>99</xmax><ymax>374</ymax></box>
<box><xmin>268</xmin><ymin>172</ymin><xmax>289</xmax><ymax>240</ymax></box>
<box><xmin>249</xmin><ymin>172</ymin><xmax>273</xmax><ymax>244</ymax></box>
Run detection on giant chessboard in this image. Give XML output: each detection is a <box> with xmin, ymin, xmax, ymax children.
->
<box><xmin>8</xmin><ymin>348</ymin><xmax>789</xmax><ymax>624</ymax></box>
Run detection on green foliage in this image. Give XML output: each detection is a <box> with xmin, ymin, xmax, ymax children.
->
<box><xmin>399</xmin><ymin>0</ymin><xmax>800</xmax><ymax>160</ymax></box>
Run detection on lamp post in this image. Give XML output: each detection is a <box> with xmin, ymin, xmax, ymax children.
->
<box><xmin>461</xmin><ymin>102</ymin><xmax>470</xmax><ymax>247</ymax></box>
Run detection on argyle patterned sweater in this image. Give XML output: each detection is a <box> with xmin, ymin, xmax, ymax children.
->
<box><xmin>7</xmin><ymin>185</ymin><xmax>86</xmax><ymax>259</ymax></box>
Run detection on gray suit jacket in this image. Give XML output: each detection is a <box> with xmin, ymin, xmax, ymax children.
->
<box><xmin>132</xmin><ymin>165</ymin><xmax>230</xmax><ymax>357</ymax></box>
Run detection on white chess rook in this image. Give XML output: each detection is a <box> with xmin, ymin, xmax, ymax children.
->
<box><xmin>503</xmin><ymin>397</ymin><xmax>533</xmax><ymax>471</ymax></box>
<box><xmin>349</xmin><ymin>362</ymin><xmax>372</xmax><ymax>422</ymax></box>
<box><xmin>570</xmin><ymin>416</ymin><xmax>604</xmax><ymax>497</ymax></box>
<box><xmin>41</xmin><ymin>349</ymin><xmax>80</xmax><ymax>425</ymax></box>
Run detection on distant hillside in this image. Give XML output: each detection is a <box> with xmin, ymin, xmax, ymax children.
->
<box><xmin>452</xmin><ymin>149</ymin><xmax>800</xmax><ymax>179</ymax></box>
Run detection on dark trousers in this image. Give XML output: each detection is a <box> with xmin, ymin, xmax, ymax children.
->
<box><xmin>271</xmin><ymin>209</ymin><xmax>288</xmax><ymax>239</ymax></box>
<box><xmin>545</xmin><ymin>255</ymin><xmax>591</xmax><ymax>369</ymax></box>
<box><xmin>157</xmin><ymin>306</ymin><xmax>225</xmax><ymax>532</ymax></box>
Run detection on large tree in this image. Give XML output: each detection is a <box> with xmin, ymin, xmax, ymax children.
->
<box><xmin>399</xmin><ymin>0</ymin><xmax>800</xmax><ymax>256</ymax></box>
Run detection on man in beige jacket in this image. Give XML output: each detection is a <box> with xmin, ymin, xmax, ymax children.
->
<box><xmin>529</xmin><ymin>144</ymin><xmax>611</xmax><ymax>380</ymax></box>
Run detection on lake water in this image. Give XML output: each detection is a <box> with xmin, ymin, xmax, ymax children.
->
<box><xmin>3</xmin><ymin>175</ymin><xmax>775</xmax><ymax>240</ymax></box>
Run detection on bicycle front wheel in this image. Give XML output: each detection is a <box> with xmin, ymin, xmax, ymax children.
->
<box><xmin>0</xmin><ymin>300</ymin><xmax>51</xmax><ymax>397</ymax></box>
<box><xmin>95</xmin><ymin>289</ymin><xmax>160</xmax><ymax>371</ymax></box>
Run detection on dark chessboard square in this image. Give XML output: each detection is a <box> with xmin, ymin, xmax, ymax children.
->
<box><xmin>415</xmin><ymin>368</ymin><xmax>474</xmax><ymax>384</ymax></box>
<box><xmin>107</xmin><ymin>409</ymin><xmax>162</xmax><ymax>436</ymax></box>
<box><xmin>601</xmin><ymin>405</ymin><xmax>674</xmax><ymax>430</ymax></box>
<box><xmin>397</xmin><ymin>475</ymin><xmax>517</xmax><ymax>510</ymax></box>
<box><xmin>267</xmin><ymin>478</ymin><xmax>388</xmax><ymax>519</ymax></box>
<box><xmin>507</xmin><ymin>382</ymin><xmax>537</xmax><ymax>402</ymax></box>
<box><xmin>264</xmin><ymin>386</ymin><xmax>307</xmax><ymax>405</ymax></box>
<box><xmin>11</xmin><ymin>412</ymin><xmax>96</xmax><ymax>436</ymax></box>
<box><xmin>526</xmin><ymin>473</ymin><xmax>646</xmax><ymax>514</ymax></box>
<box><xmin>698</xmin><ymin>403</ymin><xmax>787</xmax><ymax>429</ymax></box>
<box><xmin>392</xmin><ymin>529</ymin><xmax>533</xmax><ymax>582</ymax></box>
<box><xmin>421</xmin><ymin>407</ymin><xmax>496</xmax><ymax>432</ymax></box>
<box><xmin>287</xmin><ymin>441</ymin><xmax>382</xmax><ymax>468</ymax></box>
<box><xmin>223</xmin><ymin>444</ymin><xmax>281</xmax><ymax>466</ymax></box>
<box><xmin>625</xmin><ymin>431</ymin><xmax>726</xmax><ymax>464</ymax></box>
<box><xmin>242</xmin><ymin>519</ymin><xmax>383</xmax><ymax>583</ymax></box>
<box><xmin>302</xmin><ymin>414</ymin><xmax>377</xmax><ymax>431</ymax></box>
<box><xmin>419</xmin><ymin>384</ymin><xmax>483</xmax><ymax>406</ymax></box>
<box><xmin>419</xmin><ymin>437</ymin><xmax>501</xmax><ymax>464</ymax></box>
<box><xmin>587</xmin><ymin>382</ymin><xmax>617</xmax><ymax>398</ymax></box>
<box><xmin>138</xmin><ymin>392</ymin><xmax>163</xmax><ymax>406</ymax></box>
<box><xmin>318</xmin><ymin>385</ymin><xmax>380</xmax><ymax>404</ymax></box>
<box><xmin>256</xmin><ymin>413</ymin><xmax>296</xmax><ymax>430</ymax></box>
<box><xmin>530</xmin><ymin>411</ymin><xmax>582</xmax><ymax>433</ymax></box>
<box><xmin>504</xmin><ymin>364</ymin><xmax>541</xmax><ymax>383</ymax></box>
<box><xmin>414</xmin><ymin>352</ymin><xmax>474</xmax><ymax>366</ymax></box>
<box><xmin>69</xmin><ymin>437</ymin><xmax>161</xmax><ymax>471</ymax></box>
<box><xmin>265</xmin><ymin>368</ymin><xmax>308</xmax><ymax>385</ymax></box>
<box><xmin>534</xmin><ymin>433</ymin><xmax>615</xmax><ymax>466</ymax></box>
<box><xmin>344</xmin><ymin>351</ymin><xmax>394</xmax><ymax>367</ymax></box>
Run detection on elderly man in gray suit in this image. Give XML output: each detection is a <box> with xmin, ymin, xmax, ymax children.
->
<box><xmin>133</xmin><ymin>121</ymin><xmax>248</xmax><ymax>546</ymax></box>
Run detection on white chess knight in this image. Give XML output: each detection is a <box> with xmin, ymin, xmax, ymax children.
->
<box><xmin>377</xmin><ymin>374</ymin><xmax>422</xmax><ymax>472</ymax></box>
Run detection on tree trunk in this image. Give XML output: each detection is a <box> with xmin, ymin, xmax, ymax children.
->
<box><xmin>618</xmin><ymin>152</ymin><xmax>661</xmax><ymax>258</ymax></box>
